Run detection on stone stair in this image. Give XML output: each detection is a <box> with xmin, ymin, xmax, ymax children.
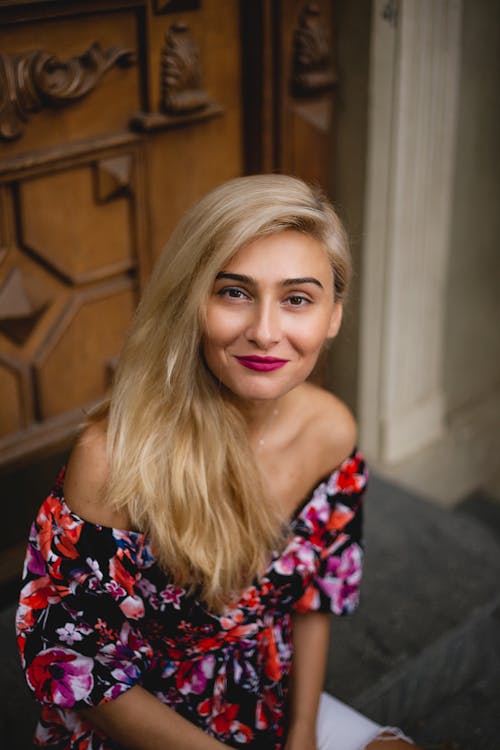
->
<box><xmin>326</xmin><ymin>474</ymin><xmax>500</xmax><ymax>750</ymax></box>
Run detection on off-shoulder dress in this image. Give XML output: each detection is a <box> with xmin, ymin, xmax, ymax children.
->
<box><xmin>16</xmin><ymin>449</ymin><xmax>367</xmax><ymax>750</ymax></box>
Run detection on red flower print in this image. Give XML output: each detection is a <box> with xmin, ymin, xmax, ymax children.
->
<box><xmin>256</xmin><ymin>688</ymin><xmax>282</xmax><ymax>731</ymax></box>
<box><xmin>237</xmin><ymin>586</ymin><xmax>261</xmax><ymax>613</ymax></box>
<box><xmin>26</xmin><ymin>647</ymin><xmax>94</xmax><ymax>707</ymax></box>
<box><xmin>330</xmin><ymin>456</ymin><xmax>366</xmax><ymax>495</ymax></box>
<box><xmin>109</xmin><ymin>555</ymin><xmax>136</xmax><ymax>597</ymax></box>
<box><xmin>293</xmin><ymin>584</ymin><xmax>320</xmax><ymax>613</ymax></box>
<box><xmin>19</xmin><ymin>576</ymin><xmax>59</xmax><ymax>611</ymax></box>
<box><xmin>37</xmin><ymin>497</ymin><xmax>83</xmax><ymax>561</ymax></box>
<box><xmin>199</xmin><ymin>696</ymin><xmax>252</xmax><ymax>742</ymax></box>
<box><xmin>258</xmin><ymin>626</ymin><xmax>282</xmax><ymax>682</ymax></box>
<box><xmin>326</xmin><ymin>504</ymin><xmax>355</xmax><ymax>532</ymax></box>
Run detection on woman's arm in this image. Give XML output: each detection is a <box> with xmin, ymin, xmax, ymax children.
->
<box><xmin>285</xmin><ymin>611</ymin><xmax>331</xmax><ymax>750</ymax></box>
<box><xmin>79</xmin><ymin>684</ymin><xmax>227</xmax><ymax>750</ymax></box>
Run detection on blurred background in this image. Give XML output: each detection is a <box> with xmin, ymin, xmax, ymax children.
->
<box><xmin>0</xmin><ymin>0</ymin><xmax>499</xmax><ymax>748</ymax></box>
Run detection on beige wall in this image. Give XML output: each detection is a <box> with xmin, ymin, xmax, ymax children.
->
<box><xmin>330</xmin><ymin>0</ymin><xmax>499</xmax><ymax>503</ymax></box>
<box><xmin>444</xmin><ymin>0</ymin><xmax>500</xmax><ymax>415</ymax></box>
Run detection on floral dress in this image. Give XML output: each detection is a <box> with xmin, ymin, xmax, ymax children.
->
<box><xmin>16</xmin><ymin>450</ymin><xmax>367</xmax><ymax>750</ymax></box>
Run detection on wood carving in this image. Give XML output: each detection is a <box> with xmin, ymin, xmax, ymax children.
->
<box><xmin>160</xmin><ymin>22</ymin><xmax>209</xmax><ymax>114</ymax></box>
<box><xmin>95</xmin><ymin>155</ymin><xmax>133</xmax><ymax>203</ymax></box>
<box><xmin>0</xmin><ymin>267</ymin><xmax>51</xmax><ymax>345</ymax></box>
<box><xmin>0</xmin><ymin>42</ymin><xmax>136</xmax><ymax>141</ymax></box>
<box><xmin>292</xmin><ymin>3</ymin><xmax>336</xmax><ymax>97</ymax></box>
<box><xmin>129</xmin><ymin>102</ymin><xmax>224</xmax><ymax>134</ymax></box>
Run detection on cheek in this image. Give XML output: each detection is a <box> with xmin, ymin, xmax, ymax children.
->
<box><xmin>290</xmin><ymin>314</ymin><xmax>335</xmax><ymax>353</ymax></box>
<box><xmin>202</xmin><ymin>308</ymin><xmax>241</xmax><ymax>353</ymax></box>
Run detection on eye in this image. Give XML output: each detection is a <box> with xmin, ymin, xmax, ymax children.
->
<box><xmin>285</xmin><ymin>294</ymin><xmax>311</xmax><ymax>307</ymax></box>
<box><xmin>217</xmin><ymin>286</ymin><xmax>250</xmax><ymax>301</ymax></box>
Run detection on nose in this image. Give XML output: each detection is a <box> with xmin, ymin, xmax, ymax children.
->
<box><xmin>245</xmin><ymin>299</ymin><xmax>282</xmax><ymax>350</ymax></box>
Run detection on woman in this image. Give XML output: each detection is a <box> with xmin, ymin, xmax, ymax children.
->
<box><xmin>17</xmin><ymin>175</ymin><xmax>415</xmax><ymax>749</ymax></box>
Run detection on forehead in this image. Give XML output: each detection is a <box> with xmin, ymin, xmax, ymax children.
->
<box><xmin>222</xmin><ymin>230</ymin><xmax>332</xmax><ymax>278</ymax></box>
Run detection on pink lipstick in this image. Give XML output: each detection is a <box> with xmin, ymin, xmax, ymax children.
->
<box><xmin>236</xmin><ymin>355</ymin><xmax>288</xmax><ymax>372</ymax></box>
<box><xmin>235</xmin><ymin>356</ymin><xmax>288</xmax><ymax>372</ymax></box>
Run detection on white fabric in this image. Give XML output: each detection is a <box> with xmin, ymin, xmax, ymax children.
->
<box><xmin>316</xmin><ymin>692</ymin><xmax>414</xmax><ymax>750</ymax></box>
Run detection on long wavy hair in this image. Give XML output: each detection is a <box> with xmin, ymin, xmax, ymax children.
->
<box><xmin>103</xmin><ymin>174</ymin><xmax>351</xmax><ymax>611</ymax></box>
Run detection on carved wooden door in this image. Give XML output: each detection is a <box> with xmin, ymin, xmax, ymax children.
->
<box><xmin>0</xmin><ymin>0</ymin><xmax>243</xmax><ymax>470</ymax></box>
<box><xmin>242</xmin><ymin>0</ymin><xmax>336</xmax><ymax>188</ymax></box>
<box><xmin>0</xmin><ymin>0</ymin><xmax>337</xmax><ymax>587</ymax></box>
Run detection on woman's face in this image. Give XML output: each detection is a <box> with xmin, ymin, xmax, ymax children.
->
<box><xmin>202</xmin><ymin>230</ymin><xmax>342</xmax><ymax>402</ymax></box>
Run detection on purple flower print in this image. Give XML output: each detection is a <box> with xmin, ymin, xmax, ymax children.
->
<box><xmin>87</xmin><ymin>577</ymin><xmax>100</xmax><ymax>591</ymax></box>
<box><xmin>317</xmin><ymin>543</ymin><xmax>363</xmax><ymax>614</ymax></box>
<box><xmin>271</xmin><ymin>538</ymin><xmax>316</xmax><ymax>577</ymax></box>
<box><xmin>25</xmin><ymin>542</ymin><xmax>46</xmax><ymax>577</ymax></box>
<box><xmin>159</xmin><ymin>584</ymin><xmax>185</xmax><ymax>610</ymax></box>
<box><xmin>304</xmin><ymin>487</ymin><xmax>330</xmax><ymax>524</ymax></box>
<box><xmin>105</xmin><ymin>580</ymin><xmax>126</xmax><ymax>600</ymax></box>
<box><xmin>98</xmin><ymin>622</ymin><xmax>151</xmax><ymax>686</ymax></box>
<box><xmin>227</xmin><ymin>644</ymin><xmax>259</xmax><ymax>692</ymax></box>
<box><xmin>85</xmin><ymin>557</ymin><xmax>103</xmax><ymax>581</ymax></box>
<box><xmin>137</xmin><ymin>576</ymin><xmax>157</xmax><ymax>597</ymax></box>
<box><xmin>176</xmin><ymin>654</ymin><xmax>216</xmax><ymax>695</ymax></box>
<box><xmin>56</xmin><ymin>623</ymin><xmax>92</xmax><ymax>646</ymax></box>
<box><xmin>97</xmin><ymin>642</ymin><xmax>142</xmax><ymax>691</ymax></box>
<box><xmin>26</xmin><ymin>647</ymin><xmax>94</xmax><ymax>707</ymax></box>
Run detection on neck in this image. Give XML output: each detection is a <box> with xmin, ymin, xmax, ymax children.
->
<box><xmin>225</xmin><ymin>393</ymin><xmax>285</xmax><ymax>446</ymax></box>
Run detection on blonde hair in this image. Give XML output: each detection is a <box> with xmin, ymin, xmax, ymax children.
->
<box><xmin>104</xmin><ymin>174</ymin><xmax>351</xmax><ymax>611</ymax></box>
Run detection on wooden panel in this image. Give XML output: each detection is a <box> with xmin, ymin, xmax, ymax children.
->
<box><xmin>0</xmin><ymin>136</ymin><xmax>147</xmax><ymax>467</ymax></box>
<box><xmin>241</xmin><ymin>0</ymin><xmax>336</xmax><ymax>190</ymax></box>
<box><xmin>0</xmin><ymin>357</ymin><xmax>25</xmax><ymax>437</ymax></box>
<box><xmin>147</xmin><ymin>124</ymin><xmax>240</xmax><ymax>259</ymax></box>
<box><xmin>0</xmin><ymin>9</ymin><xmax>141</xmax><ymax>157</ymax></box>
<box><xmin>146</xmin><ymin>0</ymin><xmax>243</xmax><ymax>257</ymax></box>
<box><xmin>0</xmin><ymin>225</ymin><xmax>70</xmax><ymax>364</ymax></box>
<box><xmin>34</xmin><ymin>280</ymin><xmax>136</xmax><ymax>419</ymax></box>
<box><xmin>290</xmin><ymin>98</ymin><xmax>333</xmax><ymax>185</ymax></box>
<box><xmin>20</xmin><ymin>165</ymin><xmax>134</xmax><ymax>283</ymax></box>
<box><xmin>279</xmin><ymin>0</ymin><xmax>336</xmax><ymax>188</ymax></box>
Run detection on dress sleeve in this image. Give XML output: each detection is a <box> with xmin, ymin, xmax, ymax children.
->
<box><xmin>15</xmin><ymin>473</ymin><xmax>153</xmax><ymax>711</ymax></box>
<box><xmin>292</xmin><ymin>450</ymin><xmax>367</xmax><ymax>616</ymax></box>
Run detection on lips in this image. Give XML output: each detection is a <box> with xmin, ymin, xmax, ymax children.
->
<box><xmin>234</xmin><ymin>355</ymin><xmax>288</xmax><ymax>372</ymax></box>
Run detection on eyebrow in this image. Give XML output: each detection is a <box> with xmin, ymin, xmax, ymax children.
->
<box><xmin>215</xmin><ymin>272</ymin><xmax>324</xmax><ymax>289</ymax></box>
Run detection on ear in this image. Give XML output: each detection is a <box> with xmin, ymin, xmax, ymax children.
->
<box><xmin>327</xmin><ymin>302</ymin><xmax>343</xmax><ymax>339</ymax></box>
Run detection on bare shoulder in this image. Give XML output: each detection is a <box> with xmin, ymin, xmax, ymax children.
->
<box><xmin>64</xmin><ymin>420</ymin><xmax>127</xmax><ymax>528</ymax></box>
<box><xmin>296</xmin><ymin>382</ymin><xmax>357</xmax><ymax>471</ymax></box>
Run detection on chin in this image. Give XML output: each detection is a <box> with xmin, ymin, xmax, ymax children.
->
<box><xmin>232</xmin><ymin>377</ymin><xmax>303</xmax><ymax>403</ymax></box>
<box><xmin>209</xmin><ymin>361</ymin><xmax>315</xmax><ymax>402</ymax></box>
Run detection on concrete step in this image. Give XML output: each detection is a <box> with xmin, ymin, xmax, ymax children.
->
<box><xmin>325</xmin><ymin>473</ymin><xmax>500</xmax><ymax>747</ymax></box>
<box><xmin>405</xmin><ymin>612</ymin><xmax>500</xmax><ymax>750</ymax></box>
